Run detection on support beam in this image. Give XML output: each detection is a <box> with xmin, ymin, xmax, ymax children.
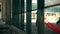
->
<box><xmin>19</xmin><ymin>0</ymin><xmax>24</xmax><ymax>31</ymax></box>
<box><xmin>37</xmin><ymin>0</ymin><xmax>44</xmax><ymax>34</ymax></box>
<box><xmin>12</xmin><ymin>0</ymin><xmax>19</xmax><ymax>27</ymax></box>
<box><xmin>5</xmin><ymin>0</ymin><xmax>11</xmax><ymax>25</ymax></box>
<box><xmin>26</xmin><ymin>0</ymin><xmax>32</xmax><ymax>34</ymax></box>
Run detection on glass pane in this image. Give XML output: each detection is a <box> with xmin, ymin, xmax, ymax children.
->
<box><xmin>45</xmin><ymin>0</ymin><xmax>60</xmax><ymax>6</ymax></box>
<box><xmin>45</xmin><ymin>0</ymin><xmax>60</xmax><ymax>34</ymax></box>
<box><xmin>44</xmin><ymin>5</ymin><xmax>60</xmax><ymax>34</ymax></box>
<box><xmin>31</xmin><ymin>0</ymin><xmax>37</xmax><ymax>34</ymax></box>
<box><xmin>45</xmin><ymin>5</ymin><xmax>60</xmax><ymax>12</ymax></box>
<box><xmin>32</xmin><ymin>0</ymin><xmax>37</xmax><ymax>10</ymax></box>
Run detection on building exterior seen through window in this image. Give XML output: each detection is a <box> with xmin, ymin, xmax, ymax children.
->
<box><xmin>24</xmin><ymin>0</ymin><xmax>60</xmax><ymax>23</ymax></box>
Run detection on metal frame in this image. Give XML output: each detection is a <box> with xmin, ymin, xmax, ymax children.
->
<box><xmin>12</xmin><ymin>0</ymin><xmax>19</xmax><ymax>27</ymax></box>
<box><xmin>19</xmin><ymin>0</ymin><xmax>24</xmax><ymax>30</ymax></box>
<box><xmin>37</xmin><ymin>0</ymin><xmax>44</xmax><ymax>34</ymax></box>
<box><xmin>26</xmin><ymin>0</ymin><xmax>32</xmax><ymax>34</ymax></box>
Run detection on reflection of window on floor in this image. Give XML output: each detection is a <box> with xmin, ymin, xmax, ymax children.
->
<box><xmin>32</xmin><ymin>13</ymin><xmax>37</xmax><ymax>19</ymax></box>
